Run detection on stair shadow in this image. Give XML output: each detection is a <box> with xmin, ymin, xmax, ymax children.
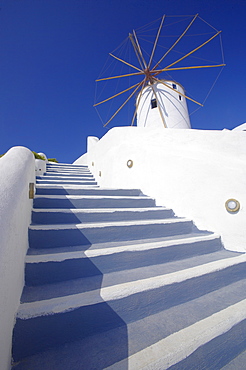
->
<box><xmin>18</xmin><ymin>187</ymin><xmax>240</xmax><ymax>369</ymax></box>
<box><xmin>169</xmin><ymin>318</ymin><xmax>246</xmax><ymax>370</ymax></box>
<box><xmin>13</xmin><ymin>299</ymin><xmax>128</xmax><ymax>369</ymax></box>
<box><xmin>13</xmin><ymin>196</ymin><xmax>129</xmax><ymax>369</ymax></box>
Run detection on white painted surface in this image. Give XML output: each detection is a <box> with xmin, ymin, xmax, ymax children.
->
<box><xmin>29</xmin><ymin>217</ymin><xmax>189</xmax><ymax>230</ymax></box>
<box><xmin>35</xmin><ymin>159</ymin><xmax>46</xmax><ymax>176</ymax></box>
<box><xmin>137</xmin><ymin>80</ymin><xmax>191</xmax><ymax>129</ymax></box>
<box><xmin>17</xmin><ymin>254</ymin><xmax>246</xmax><ymax>319</ymax></box>
<box><xmin>0</xmin><ymin>146</ymin><xmax>35</xmax><ymax>370</ymax></box>
<box><xmin>107</xmin><ymin>298</ymin><xmax>246</xmax><ymax>370</ymax></box>
<box><xmin>26</xmin><ymin>233</ymin><xmax>219</xmax><ymax>263</ymax></box>
<box><xmin>76</xmin><ymin>126</ymin><xmax>246</xmax><ymax>252</ymax></box>
<box><xmin>34</xmin><ymin>194</ymin><xmax>151</xmax><ymax>199</ymax></box>
<box><xmin>32</xmin><ymin>206</ymin><xmax>169</xmax><ymax>213</ymax></box>
<box><xmin>73</xmin><ymin>152</ymin><xmax>87</xmax><ymax>165</ymax></box>
<box><xmin>232</xmin><ymin>122</ymin><xmax>246</xmax><ymax>131</ymax></box>
<box><xmin>36</xmin><ymin>179</ymin><xmax>93</xmax><ymax>184</ymax></box>
<box><xmin>74</xmin><ymin>136</ymin><xmax>99</xmax><ymax>164</ymax></box>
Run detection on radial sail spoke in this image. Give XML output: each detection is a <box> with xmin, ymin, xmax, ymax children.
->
<box><xmin>148</xmin><ymin>15</ymin><xmax>165</xmax><ymax>69</ymax></box>
<box><xmin>103</xmin><ymin>80</ymin><xmax>145</xmax><ymax>127</ymax></box>
<box><xmin>164</xmin><ymin>30</ymin><xmax>222</xmax><ymax>70</ymax></box>
<box><xmin>133</xmin><ymin>30</ymin><xmax>148</xmax><ymax>69</ymax></box>
<box><xmin>153</xmin><ymin>14</ymin><xmax>199</xmax><ymax>71</ymax></box>
<box><xmin>109</xmin><ymin>53</ymin><xmax>143</xmax><ymax>72</ymax></box>
<box><xmin>129</xmin><ymin>33</ymin><xmax>145</xmax><ymax>70</ymax></box>
<box><xmin>94</xmin><ymin>82</ymin><xmax>142</xmax><ymax>107</ymax></box>
<box><xmin>153</xmin><ymin>63</ymin><xmax>226</xmax><ymax>75</ymax></box>
<box><xmin>131</xmin><ymin>78</ymin><xmax>147</xmax><ymax>126</ymax></box>
<box><xmin>153</xmin><ymin>77</ymin><xmax>203</xmax><ymax>106</ymax></box>
<box><xmin>96</xmin><ymin>71</ymin><xmax>144</xmax><ymax>82</ymax></box>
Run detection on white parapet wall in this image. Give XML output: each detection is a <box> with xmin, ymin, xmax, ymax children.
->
<box><xmin>0</xmin><ymin>147</ymin><xmax>35</xmax><ymax>370</ymax></box>
<box><xmin>75</xmin><ymin>127</ymin><xmax>246</xmax><ymax>253</ymax></box>
<box><xmin>74</xmin><ymin>136</ymin><xmax>99</xmax><ymax>166</ymax></box>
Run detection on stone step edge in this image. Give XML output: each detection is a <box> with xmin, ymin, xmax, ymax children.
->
<box><xmin>35</xmin><ymin>185</ymin><xmax>100</xmax><ymax>189</ymax></box>
<box><xmin>47</xmin><ymin>163</ymin><xmax>86</xmax><ymax>165</ymax></box>
<box><xmin>37</xmin><ymin>175</ymin><xmax>94</xmax><ymax>179</ymax></box>
<box><xmin>45</xmin><ymin>173</ymin><xmax>92</xmax><ymax>176</ymax></box>
<box><xmin>32</xmin><ymin>207</ymin><xmax>170</xmax><ymax>214</ymax></box>
<box><xmin>35</xmin><ymin>185</ymin><xmax>139</xmax><ymax>190</ymax></box>
<box><xmin>17</xmin><ymin>254</ymin><xmax>246</xmax><ymax>319</ymax></box>
<box><xmin>46</xmin><ymin>168</ymin><xmax>90</xmax><ymax>171</ymax></box>
<box><xmin>37</xmin><ymin>180</ymin><xmax>96</xmax><ymax>184</ymax></box>
<box><xmin>105</xmin><ymin>298</ymin><xmax>246</xmax><ymax>370</ymax></box>
<box><xmin>46</xmin><ymin>168</ymin><xmax>91</xmax><ymax>171</ymax></box>
<box><xmin>26</xmin><ymin>233</ymin><xmax>220</xmax><ymax>263</ymax></box>
<box><xmin>34</xmin><ymin>195</ymin><xmax>151</xmax><ymax>200</ymax></box>
<box><xmin>36</xmin><ymin>178</ymin><xmax>96</xmax><ymax>182</ymax></box>
<box><xmin>46</xmin><ymin>163</ymin><xmax>87</xmax><ymax>167</ymax></box>
<box><xmin>28</xmin><ymin>217</ymin><xmax>190</xmax><ymax>231</ymax></box>
<box><xmin>46</xmin><ymin>169</ymin><xmax>91</xmax><ymax>172</ymax></box>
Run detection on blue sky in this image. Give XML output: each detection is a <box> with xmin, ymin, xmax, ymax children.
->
<box><xmin>0</xmin><ymin>0</ymin><xmax>245</xmax><ymax>163</ymax></box>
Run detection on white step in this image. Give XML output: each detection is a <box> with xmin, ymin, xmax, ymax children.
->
<box><xmin>26</xmin><ymin>232</ymin><xmax>221</xmax><ymax>263</ymax></box>
<box><xmin>18</xmin><ymin>254</ymin><xmax>246</xmax><ymax>319</ymax></box>
<box><xmin>108</xmin><ymin>298</ymin><xmax>246</xmax><ymax>370</ymax></box>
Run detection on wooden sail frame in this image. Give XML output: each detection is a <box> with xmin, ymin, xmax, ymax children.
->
<box><xmin>131</xmin><ymin>77</ymin><xmax>147</xmax><ymax>126</ymax></box>
<box><xmin>95</xmin><ymin>14</ymin><xmax>225</xmax><ymax>127</ymax></box>
<box><xmin>103</xmin><ymin>80</ymin><xmax>145</xmax><ymax>127</ymax></box>
<box><xmin>152</xmin><ymin>13</ymin><xmax>198</xmax><ymax>71</ymax></box>
<box><xmin>152</xmin><ymin>77</ymin><xmax>203</xmax><ymax>106</ymax></box>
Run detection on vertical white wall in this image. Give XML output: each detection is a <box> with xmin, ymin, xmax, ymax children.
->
<box><xmin>84</xmin><ymin>127</ymin><xmax>246</xmax><ymax>253</ymax></box>
<box><xmin>0</xmin><ymin>147</ymin><xmax>35</xmax><ymax>370</ymax></box>
<box><xmin>137</xmin><ymin>80</ymin><xmax>191</xmax><ymax>129</ymax></box>
<box><xmin>35</xmin><ymin>159</ymin><xmax>46</xmax><ymax>176</ymax></box>
<box><xmin>74</xmin><ymin>136</ymin><xmax>99</xmax><ymax>165</ymax></box>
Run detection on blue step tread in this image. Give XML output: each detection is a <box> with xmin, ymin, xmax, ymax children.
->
<box><xmin>23</xmin><ymin>246</ymin><xmax>234</xmax><ymax>295</ymax></box>
<box><xmin>35</xmin><ymin>187</ymin><xmax>142</xmax><ymax>196</ymax></box>
<box><xmin>12</xmin><ymin>258</ymin><xmax>246</xmax><ymax>364</ymax></box>
<box><xmin>33</xmin><ymin>195</ymin><xmax>156</xmax><ymax>209</ymax></box>
<box><xmin>24</xmin><ymin>235</ymin><xmax>223</xmax><ymax>285</ymax></box>
<box><xmin>31</xmin><ymin>207</ymin><xmax>174</xmax><ymax>224</ymax></box>
<box><xmin>12</xmin><ymin>163</ymin><xmax>239</xmax><ymax>369</ymax></box>
<box><xmin>28</xmin><ymin>218</ymin><xmax>193</xmax><ymax>248</ymax></box>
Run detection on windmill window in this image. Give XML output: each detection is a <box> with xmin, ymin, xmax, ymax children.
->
<box><xmin>172</xmin><ymin>84</ymin><xmax>177</xmax><ymax>89</ymax></box>
<box><xmin>151</xmin><ymin>99</ymin><xmax>157</xmax><ymax>109</ymax></box>
<box><xmin>179</xmin><ymin>95</ymin><xmax>182</xmax><ymax>101</ymax></box>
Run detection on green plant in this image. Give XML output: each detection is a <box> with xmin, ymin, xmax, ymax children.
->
<box><xmin>32</xmin><ymin>151</ymin><xmax>45</xmax><ymax>160</ymax></box>
<box><xmin>48</xmin><ymin>158</ymin><xmax>58</xmax><ymax>163</ymax></box>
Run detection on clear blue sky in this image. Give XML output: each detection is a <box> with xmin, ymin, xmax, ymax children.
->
<box><xmin>0</xmin><ymin>0</ymin><xmax>245</xmax><ymax>163</ymax></box>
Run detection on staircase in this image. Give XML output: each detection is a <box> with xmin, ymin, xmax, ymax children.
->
<box><xmin>12</xmin><ymin>163</ymin><xmax>246</xmax><ymax>369</ymax></box>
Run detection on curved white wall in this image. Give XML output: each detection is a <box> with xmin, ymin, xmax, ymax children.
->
<box><xmin>79</xmin><ymin>127</ymin><xmax>246</xmax><ymax>253</ymax></box>
<box><xmin>137</xmin><ymin>80</ymin><xmax>191</xmax><ymax>129</ymax></box>
<box><xmin>0</xmin><ymin>147</ymin><xmax>35</xmax><ymax>370</ymax></box>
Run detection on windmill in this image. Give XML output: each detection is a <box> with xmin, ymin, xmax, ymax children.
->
<box><xmin>94</xmin><ymin>14</ymin><xmax>225</xmax><ymax>129</ymax></box>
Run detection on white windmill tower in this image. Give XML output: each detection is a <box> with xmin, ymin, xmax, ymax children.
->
<box><xmin>94</xmin><ymin>14</ymin><xmax>225</xmax><ymax>129</ymax></box>
<box><xmin>136</xmin><ymin>80</ymin><xmax>191</xmax><ymax>129</ymax></box>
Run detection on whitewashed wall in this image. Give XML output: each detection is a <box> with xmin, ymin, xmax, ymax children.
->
<box><xmin>74</xmin><ymin>136</ymin><xmax>99</xmax><ymax>166</ymax></box>
<box><xmin>35</xmin><ymin>159</ymin><xmax>46</xmax><ymax>176</ymax></box>
<box><xmin>0</xmin><ymin>147</ymin><xmax>35</xmax><ymax>370</ymax></box>
<box><xmin>75</xmin><ymin>127</ymin><xmax>246</xmax><ymax>253</ymax></box>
